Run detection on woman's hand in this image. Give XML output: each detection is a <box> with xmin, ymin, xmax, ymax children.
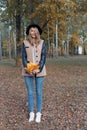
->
<box><xmin>29</xmin><ymin>72</ymin><xmax>34</xmax><ymax>76</ymax></box>
<box><xmin>33</xmin><ymin>69</ymin><xmax>40</xmax><ymax>74</ymax></box>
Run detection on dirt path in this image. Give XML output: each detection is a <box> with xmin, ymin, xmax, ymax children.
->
<box><xmin>0</xmin><ymin>57</ymin><xmax>87</xmax><ymax>130</ymax></box>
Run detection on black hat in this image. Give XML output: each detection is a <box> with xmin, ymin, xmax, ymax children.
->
<box><xmin>26</xmin><ymin>24</ymin><xmax>42</xmax><ymax>35</ymax></box>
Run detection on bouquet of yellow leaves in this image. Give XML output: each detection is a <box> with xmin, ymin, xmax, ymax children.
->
<box><xmin>25</xmin><ymin>62</ymin><xmax>39</xmax><ymax>73</ymax></box>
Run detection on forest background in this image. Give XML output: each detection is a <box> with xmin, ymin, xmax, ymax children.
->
<box><xmin>0</xmin><ymin>0</ymin><xmax>87</xmax><ymax>65</ymax></box>
<box><xmin>0</xmin><ymin>1</ymin><xmax>87</xmax><ymax>129</ymax></box>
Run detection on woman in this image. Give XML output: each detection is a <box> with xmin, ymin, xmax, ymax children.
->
<box><xmin>21</xmin><ymin>24</ymin><xmax>46</xmax><ymax>123</ymax></box>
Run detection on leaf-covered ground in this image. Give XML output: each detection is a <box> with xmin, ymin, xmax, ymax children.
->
<box><xmin>0</xmin><ymin>56</ymin><xmax>87</xmax><ymax>130</ymax></box>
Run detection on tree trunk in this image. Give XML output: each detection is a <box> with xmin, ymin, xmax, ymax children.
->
<box><xmin>15</xmin><ymin>14</ymin><xmax>21</xmax><ymax>65</ymax></box>
<box><xmin>0</xmin><ymin>34</ymin><xmax>2</xmax><ymax>60</ymax></box>
<box><xmin>16</xmin><ymin>15</ymin><xmax>21</xmax><ymax>42</ymax></box>
<box><xmin>56</xmin><ymin>21</ymin><xmax>58</xmax><ymax>58</ymax></box>
<box><xmin>8</xmin><ymin>26</ymin><xmax>12</xmax><ymax>60</ymax></box>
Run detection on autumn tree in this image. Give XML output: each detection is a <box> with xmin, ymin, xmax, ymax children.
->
<box><xmin>0</xmin><ymin>0</ymin><xmax>44</xmax><ymax>63</ymax></box>
<box><xmin>1</xmin><ymin>0</ymin><xmax>87</xmax><ymax>59</ymax></box>
<box><xmin>31</xmin><ymin>0</ymin><xmax>76</xmax><ymax>56</ymax></box>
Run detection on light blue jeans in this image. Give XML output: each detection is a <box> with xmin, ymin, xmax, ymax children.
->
<box><xmin>24</xmin><ymin>76</ymin><xmax>44</xmax><ymax>112</ymax></box>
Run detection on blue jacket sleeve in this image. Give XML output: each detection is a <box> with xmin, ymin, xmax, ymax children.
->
<box><xmin>21</xmin><ymin>43</ymin><xmax>27</xmax><ymax>67</ymax></box>
<box><xmin>39</xmin><ymin>41</ymin><xmax>46</xmax><ymax>72</ymax></box>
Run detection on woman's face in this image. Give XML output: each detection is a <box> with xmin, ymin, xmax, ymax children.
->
<box><xmin>29</xmin><ymin>27</ymin><xmax>39</xmax><ymax>38</ymax></box>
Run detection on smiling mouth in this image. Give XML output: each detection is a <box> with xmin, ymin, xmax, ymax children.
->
<box><xmin>31</xmin><ymin>34</ymin><xmax>37</xmax><ymax>39</ymax></box>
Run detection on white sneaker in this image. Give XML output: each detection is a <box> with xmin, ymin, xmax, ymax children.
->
<box><xmin>29</xmin><ymin>112</ymin><xmax>34</xmax><ymax>122</ymax></box>
<box><xmin>35</xmin><ymin>112</ymin><xmax>41</xmax><ymax>123</ymax></box>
